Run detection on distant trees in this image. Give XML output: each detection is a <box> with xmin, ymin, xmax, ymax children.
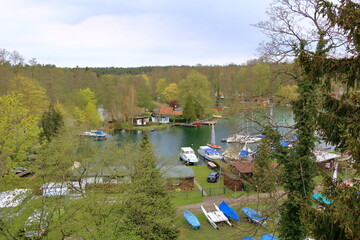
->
<box><xmin>40</xmin><ymin>105</ymin><xmax>64</xmax><ymax>143</ymax></box>
<box><xmin>73</xmin><ymin>88</ymin><xmax>101</xmax><ymax>128</ymax></box>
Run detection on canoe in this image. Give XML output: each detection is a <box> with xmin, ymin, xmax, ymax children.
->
<box><xmin>183</xmin><ymin>210</ymin><xmax>201</xmax><ymax>228</ymax></box>
<box><xmin>241</xmin><ymin>207</ymin><xmax>266</xmax><ymax>223</ymax></box>
<box><xmin>219</xmin><ymin>201</ymin><xmax>240</xmax><ymax>221</ymax></box>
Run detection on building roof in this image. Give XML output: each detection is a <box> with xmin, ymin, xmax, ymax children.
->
<box><xmin>231</xmin><ymin>162</ymin><xmax>255</xmax><ymax>173</ymax></box>
<box><xmin>158</xmin><ymin>107</ymin><xmax>183</xmax><ymax>116</ymax></box>
<box><xmin>314</xmin><ymin>150</ymin><xmax>341</xmax><ymax>162</ymax></box>
<box><xmin>162</xmin><ymin>165</ymin><xmax>195</xmax><ymax>178</ymax></box>
<box><xmin>231</xmin><ymin>161</ymin><xmax>278</xmax><ymax>173</ymax></box>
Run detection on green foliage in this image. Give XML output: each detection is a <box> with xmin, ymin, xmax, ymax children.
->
<box><xmin>163</xmin><ymin>83</ymin><xmax>179</xmax><ymax>103</ymax></box>
<box><xmin>156</xmin><ymin>78</ymin><xmax>167</xmax><ymax>102</ymax></box>
<box><xmin>252</xmin><ymin>127</ymin><xmax>282</xmax><ymax>193</ymax></box>
<box><xmin>121</xmin><ymin>133</ymin><xmax>179</xmax><ymax>239</ymax></box>
<box><xmin>0</xmin><ymin>93</ymin><xmax>42</xmax><ymax>176</ymax></box>
<box><xmin>73</xmin><ymin>88</ymin><xmax>101</xmax><ymax>127</ymax></box>
<box><xmin>8</xmin><ymin>75</ymin><xmax>48</xmax><ymax>119</ymax></box>
<box><xmin>40</xmin><ymin>105</ymin><xmax>64</xmax><ymax>143</ymax></box>
<box><xmin>179</xmin><ymin>70</ymin><xmax>212</xmax><ymax>121</ymax></box>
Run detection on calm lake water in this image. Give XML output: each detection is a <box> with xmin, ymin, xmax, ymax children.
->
<box><xmin>112</xmin><ymin>107</ymin><xmax>295</xmax><ymax>163</ymax></box>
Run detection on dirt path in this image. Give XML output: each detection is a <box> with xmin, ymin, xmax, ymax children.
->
<box><xmin>176</xmin><ymin>190</ymin><xmax>287</xmax><ymax>215</ymax></box>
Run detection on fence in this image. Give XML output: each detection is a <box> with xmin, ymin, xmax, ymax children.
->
<box><xmin>201</xmin><ymin>187</ymin><xmax>227</xmax><ymax>197</ymax></box>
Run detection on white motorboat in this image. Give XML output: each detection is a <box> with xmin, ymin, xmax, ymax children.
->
<box><xmin>198</xmin><ymin>146</ymin><xmax>223</xmax><ymax>161</ymax></box>
<box><xmin>179</xmin><ymin>147</ymin><xmax>199</xmax><ymax>165</ymax></box>
<box><xmin>81</xmin><ymin>130</ymin><xmax>109</xmax><ymax>140</ymax></box>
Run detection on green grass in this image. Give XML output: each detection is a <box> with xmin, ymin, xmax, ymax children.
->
<box><xmin>191</xmin><ymin>165</ymin><xmax>225</xmax><ymax>190</ymax></box>
<box><xmin>170</xmin><ymin>190</ymin><xmax>204</xmax><ymax>207</ymax></box>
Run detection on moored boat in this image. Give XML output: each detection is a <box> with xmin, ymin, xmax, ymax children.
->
<box><xmin>183</xmin><ymin>210</ymin><xmax>201</xmax><ymax>228</ymax></box>
<box><xmin>198</xmin><ymin>146</ymin><xmax>223</xmax><ymax>161</ymax></box>
<box><xmin>180</xmin><ymin>147</ymin><xmax>199</xmax><ymax>165</ymax></box>
<box><xmin>81</xmin><ymin>130</ymin><xmax>109</xmax><ymax>140</ymax></box>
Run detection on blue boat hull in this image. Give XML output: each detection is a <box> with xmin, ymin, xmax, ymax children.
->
<box><xmin>219</xmin><ymin>201</ymin><xmax>240</xmax><ymax>221</ymax></box>
<box><xmin>183</xmin><ymin>210</ymin><xmax>201</xmax><ymax>228</ymax></box>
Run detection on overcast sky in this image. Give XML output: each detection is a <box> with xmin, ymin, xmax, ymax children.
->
<box><xmin>1</xmin><ymin>0</ymin><xmax>270</xmax><ymax>67</ymax></box>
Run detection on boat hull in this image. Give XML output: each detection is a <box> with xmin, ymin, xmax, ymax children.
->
<box><xmin>183</xmin><ymin>210</ymin><xmax>201</xmax><ymax>228</ymax></box>
<box><xmin>219</xmin><ymin>201</ymin><xmax>240</xmax><ymax>221</ymax></box>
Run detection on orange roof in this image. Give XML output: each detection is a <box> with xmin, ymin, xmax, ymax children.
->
<box><xmin>159</xmin><ymin>107</ymin><xmax>182</xmax><ymax>116</ymax></box>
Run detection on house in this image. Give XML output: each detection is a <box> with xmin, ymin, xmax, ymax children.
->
<box><xmin>152</xmin><ymin>107</ymin><xmax>183</xmax><ymax>124</ymax></box>
<box><xmin>151</xmin><ymin>115</ymin><xmax>170</xmax><ymax>124</ymax></box>
<box><xmin>133</xmin><ymin>116</ymin><xmax>150</xmax><ymax>126</ymax></box>
<box><xmin>229</xmin><ymin>161</ymin><xmax>278</xmax><ymax>180</ymax></box>
<box><xmin>162</xmin><ymin>165</ymin><xmax>195</xmax><ymax>191</ymax></box>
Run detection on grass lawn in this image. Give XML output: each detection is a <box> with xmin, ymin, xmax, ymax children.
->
<box><xmin>177</xmin><ymin>204</ymin><xmax>280</xmax><ymax>240</ymax></box>
<box><xmin>191</xmin><ymin>165</ymin><xmax>224</xmax><ymax>190</ymax></box>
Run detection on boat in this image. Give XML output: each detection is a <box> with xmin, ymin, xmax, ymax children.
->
<box><xmin>201</xmin><ymin>203</ymin><xmax>232</xmax><ymax>229</ymax></box>
<box><xmin>198</xmin><ymin>146</ymin><xmax>223</xmax><ymax>161</ymax></box>
<box><xmin>207</xmin><ymin>124</ymin><xmax>222</xmax><ymax>149</ymax></box>
<box><xmin>312</xmin><ymin>193</ymin><xmax>332</xmax><ymax>205</ymax></box>
<box><xmin>225</xmin><ymin>134</ymin><xmax>262</xmax><ymax>143</ymax></box>
<box><xmin>260</xmin><ymin>234</ymin><xmax>279</xmax><ymax>240</ymax></box>
<box><xmin>179</xmin><ymin>147</ymin><xmax>199</xmax><ymax>165</ymax></box>
<box><xmin>219</xmin><ymin>201</ymin><xmax>240</xmax><ymax>221</ymax></box>
<box><xmin>207</xmin><ymin>161</ymin><xmax>217</xmax><ymax>170</ymax></box>
<box><xmin>241</xmin><ymin>236</ymin><xmax>256</xmax><ymax>240</ymax></box>
<box><xmin>81</xmin><ymin>130</ymin><xmax>108</xmax><ymax>139</ymax></box>
<box><xmin>183</xmin><ymin>210</ymin><xmax>201</xmax><ymax>228</ymax></box>
<box><xmin>238</xmin><ymin>142</ymin><xmax>254</xmax><ymax>160</ymax></box>
<box><xmin>241</xmin><ymin>207</ymin><xmax>267</xmax><ymax>224</ymax></box>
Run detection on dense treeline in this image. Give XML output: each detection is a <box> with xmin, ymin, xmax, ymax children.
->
<box><xmin>0</xmin><ymin>51</ymin><xmax>298</xmax><ymax>128</ymax></box>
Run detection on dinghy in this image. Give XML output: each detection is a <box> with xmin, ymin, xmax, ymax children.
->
<box><xmin>241</xmin><ymin>207</ymin><xmax>267</xmax><ymax>224</ymax></box>
<box><xmin>219</xmin><ymin>201</ymin><xmax>240</xmax><ymax>221</ymax></box>
<box><xmin>183</xmin><ymin>210</ymin><xmax>201</xmax><ymax>228</ymax></box>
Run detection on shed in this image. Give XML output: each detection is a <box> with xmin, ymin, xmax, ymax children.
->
<box><xmin>133</xmin><ymin>116</ymin><xmax>150</xmax><ymax>126</ymax></box>
<box><xmin>162</xmin><ymin>165</ymin><xmax>195</xmax><ymax>190</ymax></box>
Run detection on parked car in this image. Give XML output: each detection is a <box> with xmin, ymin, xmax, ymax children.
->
<box><xmin>207</xmin><ymin>172</ymin><xmax>220</xmax><ymax>183</ymax></box>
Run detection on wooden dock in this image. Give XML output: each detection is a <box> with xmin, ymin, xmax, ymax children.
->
<box><xmin>193</xmin><ymin>121</ymin><xmax>217</xmax><ymax>125</ymax></box>
<box><xmin>174</xmin><ymin>123</ymin><xmax>199</xmax><ymax>127</ymax></box>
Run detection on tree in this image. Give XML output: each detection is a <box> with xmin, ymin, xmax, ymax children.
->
<box><xmin>73</xmin><ymin>88</ymin><xmax>101</xmax><ymax>127</ymax></box>
<box><xmin>121</xmin><ymin>133</ymin><xmax>179</xmax><ymax>240</ymax></box>
<box><xmin>179</xmin><ymin>70</ymin><xmax>212</xmax><ymax>121</ymax></box>
<box><xmin>0</xmin><ymin>94</ymin><xmax>42</xmax><ymax>176</ymax></box>
<box><xmin>255</xmin><ymin>0</ymin><xmax>340</xmax><ymax>238</ymax></box>
<box><xmin>155</xmin><ymin>78</ymin><xmax>167</xmax><ymax>102</ymax></box>
<box><xmin>8</xmin><ymin>75</ymin><xmax>49</xmax><ymax>119</ymax></box>
<box><xmin>40</xmin><ymin>105</ymin><xmax>64</xmax><ymax>143</ymax></box>
<box><xmin>163</xmin><ymin>83</ymin><xmax>179</xmax><ymax>103</ymax></box>
<box><xmin>252</xmin><ymin>127</ymin><xmax>283</xmax><ymax>193</ymax></box>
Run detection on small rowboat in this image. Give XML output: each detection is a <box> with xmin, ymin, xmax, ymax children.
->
<box><xmin>183</xmin><ymin>210</ymin><xmax>201</xmax><ymax>228</ymax></box>
<box><xmin>207</xmin><ymin>161</ymin><xmax>217</xmax><ymax>170</ymax></box>
<box><xmin>207</xmin><ymin>144</ymin><xmax>222</xmax><ymax>149</ymax></box>
<box><xmin>219</xmin><ymin>201</ymin><xmax>240</xmax><ymax>221</ymax></box>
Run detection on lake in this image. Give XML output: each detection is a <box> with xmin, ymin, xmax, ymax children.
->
<box><xmin>112</xmin><ymin>107</ymin><xmax>295</xmax><ymax>163</ymax></box>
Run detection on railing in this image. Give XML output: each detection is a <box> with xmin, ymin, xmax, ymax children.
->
<box><xmin>201</xmin><ymin>187</ymin><xmax>227</xmax><ymax>197</ymax></box>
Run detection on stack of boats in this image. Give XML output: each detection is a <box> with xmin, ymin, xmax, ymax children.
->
<box><xmin>183</xmin><ymin>201</ymin><xmax>239</xmax><ymax>229</ymax></box>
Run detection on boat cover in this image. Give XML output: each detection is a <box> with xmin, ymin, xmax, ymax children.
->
<box><xmin>219</xmin><ymin>201</ymin><xmax>240</xmax><ymax>221</ymax></box>
<box><xmin>312</xmin><ymin>193</ymin><xmax>332</xmax><ymax>204</ymax></box>
<box><xmin>183</xmin><ymin>210</ymin><xmax>201</xmax><ymax>228</ymax></box>
<box><xmin>260</xmin><ymin>233</ymin><xmax>279</xmax><ymax>240</ymax></box>
<box><xmin>204</xmin><ymin>148</ymin><xmax>218</xmax><ymax>154</ymax></box>
<box><xmin>241</xmin><ymin>207</ymin><xmax>266</xmax><ymax>222</ymax></box>
<box><xmin>241</xmin><ymin>236</ymin><xmax>256</xmax><ymax>240</ymax></box>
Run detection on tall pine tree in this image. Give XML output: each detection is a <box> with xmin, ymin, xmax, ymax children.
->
<box><xmin>120</xmin><ymin>132</ymin><xmax>179</xmax><ymax>240</ymax></box>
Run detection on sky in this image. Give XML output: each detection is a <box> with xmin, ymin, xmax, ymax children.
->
<box><xmin>0</xmin><ymin>0</ymin><xmax>270</xmax><ymax>68</ymax></box>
